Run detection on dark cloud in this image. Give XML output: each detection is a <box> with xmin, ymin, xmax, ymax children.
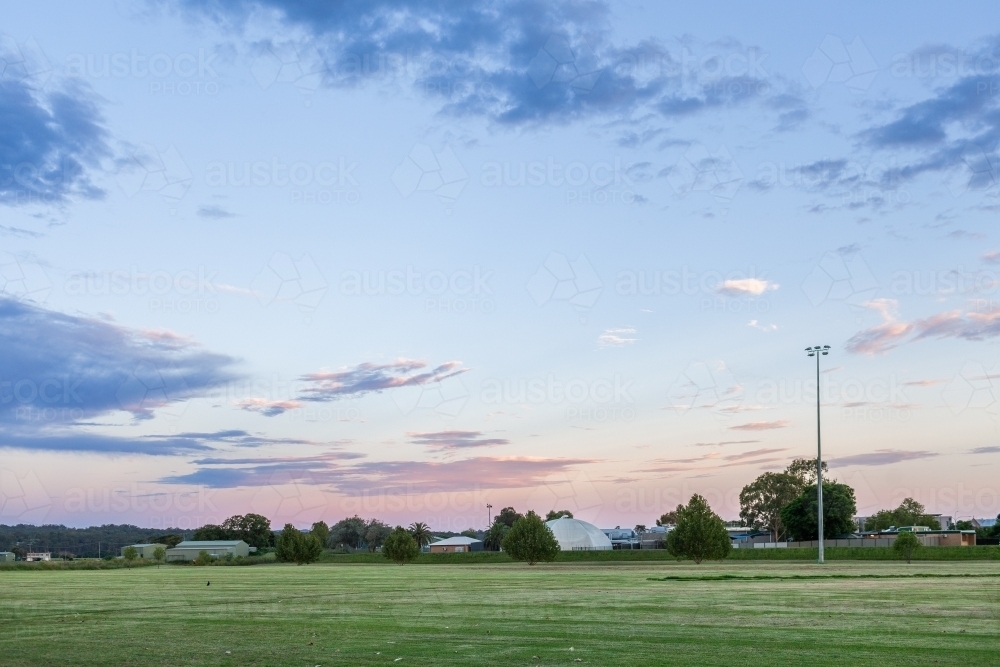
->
<box><xmin>970</xmin><ymin>446</ymin><xmax>1000</xmax><ymax>454</ymax></box>
<box><xmin>179</xmin><ymin>1</ymin><xmax>794</xmax><ymax>128</ymax></box>
<box><xmin>0</xmin><ymin>296</ymin><xmax>240</xmax><ymax>423</ymax></box>
<box><xmin>0</xmin><ymin>79</ymin><xmax>108</xmax><ymax>206</ymax></box>
<box><xmin>160</xmin><ymin>453</ymin><xmax>591</xmax><ymax>492</ymax></box>
<box><xmin>408</xmin><ymin>430</ymin><xmax>509</xmax><ymax>451</ymax></box>
<box><xmin>0</xmin><ymin>430</ymin><xmax>215</xmax><ymax>455</ymax></box>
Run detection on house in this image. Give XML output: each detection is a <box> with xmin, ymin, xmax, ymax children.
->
<box><xmin>602</xmin><ymin>527</ymin><xmax>638</xmax><ymax>549</ymax></box>
<box><xmin>164</xmin><ymin>540</ymin><xmax>251</xmax><ymax>561</ymax></box>
<box><xmin>26</xmin><ymin>552</ymin><xmax>51</xmax><ymax>562</ymax></box>
<box><xmin>120</xmin><ymin>543</ymin><xmax>168</xmax><ymax>559</ymax></box>
<box><xmin>0</xmin><ymin>552</ymin><xmax>15</xmax><ymax>562</ymax></box>
<box><xmin>427</xmin><ymin>536</ymin><xmax>483</xmax><ymax>553</ymax></box>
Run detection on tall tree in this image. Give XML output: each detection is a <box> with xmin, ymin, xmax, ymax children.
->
<box><xmin>364</xmin><ymin>519</ymin><xmax>392</xmax><ymax>552</ymax></box>
<box><xmin>329</xmin><ymin>516</ymin><xmax>367</xmax><ymax>550</ymax></box>
<box><xmin>483</xmin><ymin>521</ymin><xmax>509</xmax><ymax>551</ymax></box>
<box><xmin>656</xmin><ymin>511</ymin><xmax>677</xmax><ymax>527</ymax></box>
<box><xmin>408</xmin><ymin>522</ymin><xmax>432</xmax><ymax>549</ymax></box>
<box><xmin>545</xmin><ymin>510</ymin><xmax>574</xmax><ymax>521</ymax></box>
<box><xmin>122</xmin><ymin>545</ymin><xmax>138</xmax><ymax>568</ymax></box>
<box><xmin>665</xmin><ymin>494</ymin><xmax>731</xmax><ymax>564</ymax></box>
<box><xmin>502</xmin><ymin>511</ymin><xmax>560</xmax><ymax>565</ymax></box>
<box><xmin>221</xmin><ymin>514</ymin><xmax>274</xmax><ymax>549</ymax></box>
<box><xmin>193</xmin><ymin>524</ymin><xmax>228</xmax><ymax>541</ymax></box>
<box><xmin>310</xmin><ymin>521</ymin><xmax>330</xmax><ymax>548</ymax></box>
<box><xmin>383</xmin><ymin>527</ymin><xmax>420</xmax><ymax>565</ymax></box>
<box><xmin>780</xmin><ymin>482</ymin><xmax>857</xmax><ymax>541</ymax></box>
<box><xmin>785</xmin><ymin>458</ymin><xmax>828</xmax><ymax>485</ymax></box>
<box><xmin>738</xmin><ymin>471</ymin><xmax>803</xmax><ymax>541</ymax></box>
<box><xmin>496</xmin><ymin>507</ymin><xmax>522</xmax><ymax>528</ymax></box>
<box><xmin>275</xmin><ymin>524</ymin><xmax>321</xmax><ymax>565</ymax></box>
<box><xmin>866</xmin><ymin>498</ymin><xmax>940</xmax><ymax>531</ymax></box>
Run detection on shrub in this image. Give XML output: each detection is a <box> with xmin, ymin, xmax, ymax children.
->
<box><xmin>194</xmin><ymin>550</ymin><xmax>213</xmax><ymax>566</ymax></box>
<box><xmin>893</xmin><ymin>531</ymin><xmax>922</xmax><ymax>564</ymax></box>
<box><xmin>382</xmin><ymin>527</ymin><xmax>420</xmax><ymax>565</ymax></box>
<box><xmin>275</xmin><ymin>524</ymin><xmax>322</xmax><ymax>565</ymax></box>
<box><xmin>666</xmin><ymin>494</ymin><xmax>732</xmax><ymax>564</ymax></box>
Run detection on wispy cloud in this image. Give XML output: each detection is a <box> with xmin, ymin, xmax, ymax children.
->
<box><xmin>298</xmin><ymin>359</ymin><xmax>469</xmax><ymax>402</ymax></box>
<box><xmin>830</xmin><ymin>449</ymin><xmax>938</xmax><ymax>467</ymax></box>
<box><xmin>969</xmin><ymin>446</ymin><xmax>1000</xmax><ymax>455</ymax></box>
<box><xmin>598</xmin><ymin>327</ymin><xmax>637</xmax><ymax>347</ymax></box>
<box><xmin>407</xmin><ymin>430</ymin><xmax>509</xmax><ymax>451</ymax></box>
<box><xmin>728</xmin><ymin>420</ymin><xmax>790</xmax><ymax>431</ymax></box>
<box><xmin>236</xmin><ymin>398</ymin><xmax>304</xmax><ymax>417</ymax></box>
<box><xmin>692</xmin><ymin>439</ymin><xmax>761</xmax><ymax>447</ymax></box>
<box><xmin>845</xmin><ymin>299</ymin><xmax>914</xmax><ymax>355</ymax></box>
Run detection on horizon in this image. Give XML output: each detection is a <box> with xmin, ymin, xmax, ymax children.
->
<box><xmin>2</xmin><ymin>0</ymin><xmax>1000</xmax><ymax>533</ymax></box>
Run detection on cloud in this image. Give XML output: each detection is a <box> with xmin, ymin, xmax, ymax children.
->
<box><xmin>848</xmin><ymin>300</ymin><xmax>1000</xmax><ymax>354</ymax></box>
<box><xmin>236</xmin><ymin>398</ymin><xmax>303</xmax><ymax>417</ymax></box>
<box><xmin>904</xmin><ymin>379</ymin><xmax>947</xmax><ymax>387</ymax></box>
<box><xmin>197</xmin><ymin>204</ymin><xmax>236</xmax><ymax>218</ymax></box>
<box><xmin>692</xmin><ymin>439</ymin><xmax>760</xmax><ymax>447</ymax></box>
<box><xmin>298</xmin><ymin>359</ymin><xmax>469</xmax><ymax>402</ymax></box>
<box><xmin>845</xmin><ymin>299</ymin><xmax>914</xmax><ymax>355</ymax></box>
<box><xmin>598</xmin><ymin>327</ymin><xmax>637</xmax><ymax>347</ymax></box>
<box><xmin>728</xmin><ymin>420</ymin><xmax>790</xmax><ymax>431</ymax></box>
<box><xmin>180</xmin><ymin>1</ymin><xmax>794</xmax><ymax>128</ymax></box>
<box><xmin>716</xmin><ymin>278</ymin><xmax>776</xmax><ymax>296</ymax></box>
<box><xmin>830</xmin><ymin>449</ymin><xmax>938</xmax><ymax>467</ymax></box>
<box><xmin>160</xmin><ymin>453</ymin><xmax>592</xmax><ymax>492</ymax></box>
<box><xmin>983</xmin><ymin>251</ymin><xmax>1000</xmax><ymax>265</ymax></box>
<box><xmin>970</xmin><ymin>446</ymin><xmax>1000</xmax><ymax>455</ymax></box>
<box><xmin>0</xmin><ymin>430</ymin><xmax>215</xmax><ymax>455</ymax></box>
<box><xmin>0</xmin><ymin>296</ymin><xmax>240</xmax><ymax>423</ymax></box>
<box><xmin>407</xmin><ymin>430</ymin><xmax>509</xmax><ymax>451</ymax></box>
<box><xmin>0</xmin><ymin>79</ymin><xmax>108</xmax><ymax>205</ymax></box>
<box><xmin>747</xmin><ymin>319</ymin><xmax>777</xmax><ymax>332</ymax></box>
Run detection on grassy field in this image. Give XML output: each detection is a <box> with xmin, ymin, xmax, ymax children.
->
<box><xmin>1</xmin><ymin>561</ymin><xmax>998</xmax><ymax>666</ymax></box>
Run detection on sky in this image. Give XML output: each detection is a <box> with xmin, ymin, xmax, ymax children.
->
<box><xmin>1</xmin><ymin>0</ymin><xmax>999</xmax><ymax>532</ymax></box>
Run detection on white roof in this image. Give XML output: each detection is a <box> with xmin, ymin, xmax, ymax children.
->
<box><xmin>546</xmin><ymin>518</ymin><xmax>613</xmax><ymax>550</ymax></box>
<box><xmin>432</xmin><ymin>536</ymin><xmax>482</xmax><ymax>546</ymax></box>
<box><xmin>170</xmin><ymin>540</ymin><xmax>247</xmax><ymax>549</ymax></box>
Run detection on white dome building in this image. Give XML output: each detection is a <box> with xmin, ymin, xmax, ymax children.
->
<box><xmin>545</xmin><ymin>517</ymin><xmax>613</xmax><ymax>551</ymax></box>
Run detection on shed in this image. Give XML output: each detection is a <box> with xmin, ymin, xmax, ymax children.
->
<box><xmin>120</xmin><ymin>544</ymin><xmax>168</xmax><ymax>560</ymax></box>
<box><xmin>165</xmin><ymin>540</ymin><xmax>250</xmax><ymax>561</ymax></box>
<box><xmin>428</xmin><ymin>536</ymin><xmax>483</xmax><ymax>553</ymax></box>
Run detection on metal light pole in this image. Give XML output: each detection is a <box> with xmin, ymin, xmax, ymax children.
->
<box><xmin>487</xmin><ymin>503</ymin><xmax>493</xmax><ymax>528</ymax></box>
<box><xmin>806</xmin><ymin>345</ymin><xmax>830</xmax><ymax>564</ymax></box>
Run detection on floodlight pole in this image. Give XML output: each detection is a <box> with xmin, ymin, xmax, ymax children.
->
<box><xmin>487</xmin><ymin>503</ymin><xmax>493</xmax><ymax>528</ymax></box>
<box><xmin>806</xmin><ymin>345</ymin><xmax>830</xmax><ymax>564</ymax></box>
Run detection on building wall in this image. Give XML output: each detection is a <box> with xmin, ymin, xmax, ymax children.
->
<box><xmin>165</xmin><ymin>543</ymin><xmax>250</xmax><ymax>561</ymax></box>
<box><xmin>0</xmin><ymin>552</ymin><xmax>15</xmax><ymax>562</ymax></box>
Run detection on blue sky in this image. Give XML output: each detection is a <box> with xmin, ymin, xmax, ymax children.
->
<box><xmin>1</xmin><ymin>0</ymin><xmax>999</xmax><ymax>530</ymax></box>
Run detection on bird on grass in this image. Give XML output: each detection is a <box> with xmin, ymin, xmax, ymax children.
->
<box><xmin>207</xmin><ymin>581</ymin><xmax>210</xmax><ymax>586</ymax></box>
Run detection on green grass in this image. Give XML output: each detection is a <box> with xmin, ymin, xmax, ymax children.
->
<box><xmin>315</xmin><ymin>545</ymin><xmax>1000</xmax><ymax>564</ymax></box>
<box><xmin>1</xmin><ymin>560</ymin><xmax>998</xmax><ymax>666</ymax></box>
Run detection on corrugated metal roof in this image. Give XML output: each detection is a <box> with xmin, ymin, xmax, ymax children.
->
<box><xmin>431</xmin><ymin>536</ymin><xmax>482</xmax><ymax>546</ymax></box>
<box><xmin>170</xmin><ymin>540</ymin><xmax>247</xmax><ymax>548</ymax></box>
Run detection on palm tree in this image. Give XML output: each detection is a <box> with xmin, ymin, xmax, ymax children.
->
<box><xmin>483</xmin><ymin>522</ymin><xmax>509</xmax><ymax>551</ymax></box>
<box><xmin>409</xmin><ymin>522</ymin><xmax>432</xmax><ymax>550</ymax></box>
